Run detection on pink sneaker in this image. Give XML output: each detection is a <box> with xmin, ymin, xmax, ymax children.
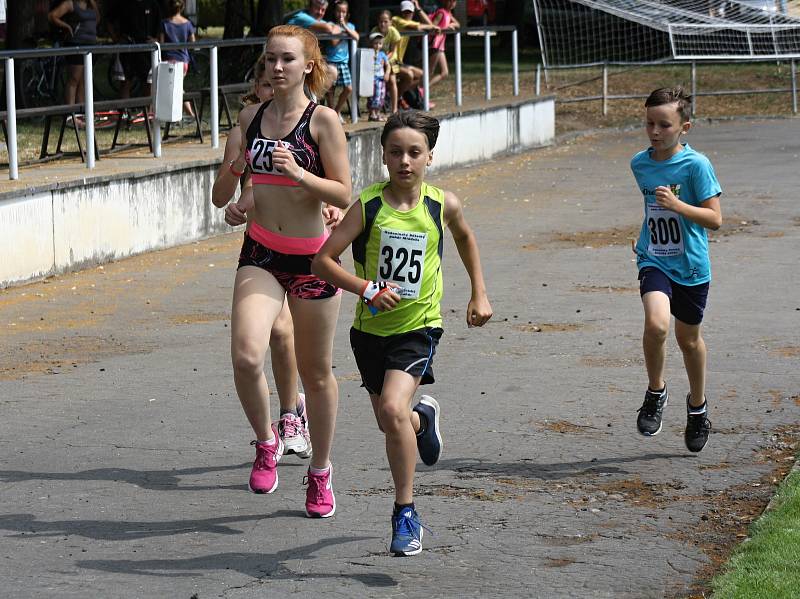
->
<box><xmin>304</xmin><ymin>465</ymin><xmax>336</xmax><ymax>518</ymax></box>
<box><xmin>248</xmin><ymin>423</ymin><xmax>283</xmax><ymax>494</ymax></box>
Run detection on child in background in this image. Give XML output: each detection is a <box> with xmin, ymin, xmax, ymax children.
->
<box><xmin>159</xmin><ymin>0</ymin><xmax>196</xmax><ymax>119</ymax></box>
<box><xmin>368</xmin><ymin>31</ymin><xmax>391</xmax><ymax>121</ymax></box>
<box><xmin>372</xmin><ymin>10</ymin><xmax>402</xmax><ymax>114</ymax></box>
<box><xmin>631</xmin><ymin>87</ymin><xmax>722</xmax><ymax>453</ymax></box>
<box><xmin>428</xmin><ymin>0</ymin><xmax>459</xmax><ymax>89</ymax></box>
<box><xmin>325</xmin><ymin>0</ymin><xmax>359</xmax><ymax>122</ymax></box>
<box><xmin>312</xmin><ymin>111</ymin><xmax>492</xmax><ymax>555</ymax></box>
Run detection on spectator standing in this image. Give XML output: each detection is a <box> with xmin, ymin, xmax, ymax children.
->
<box><xmin>428</xmin><ymin>0</ymin><xmax>459</xmax><ymax>89</ymax></box>
<box><xmin>108</xmin><ymin>0</ymin><xmax>162</xmax><ymax>100</ymax></box>
<box><xmin>159</xmin><ymin>0</ymin><xmax>196</xmax><ymax>119</ymax></box>
<box><xmin>367</xmin><ymin>31</ymin><xmax>390</xmax><ymax>121</ymax></box>
<box><xmin>324</xmin><ymin>1</ymin><xmax>359</xmax><ymax>122</ymax></box>
<box><xmin>392</xmin><ymin>0</ymin><xmax>438</xmax><ymax>108</ymax></box>
<box><xmin>48</xmin><ymin>0</ymin><xmax>99</xmax><ymax>106</ymax></box>
<box><xmin>286</xmin><ymin>0</ymin><xmax>341</xmax><ymax>91</ymax></box>
<box><xmin>371</xmin><ymin>11</ymin><xmax>402</xmax><ymax>114</ymax></box>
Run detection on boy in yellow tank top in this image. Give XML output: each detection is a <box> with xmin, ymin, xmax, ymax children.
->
<box><xmin>313</xmin><ymin>111</ymin><xmax>492</xmax><ymax>556</ymax></box>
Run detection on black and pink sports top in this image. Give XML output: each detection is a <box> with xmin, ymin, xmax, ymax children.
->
<box><xmin>245</xmin><ymin>100</ymin><xmax>325</xmax><ymax>187</ymax></box>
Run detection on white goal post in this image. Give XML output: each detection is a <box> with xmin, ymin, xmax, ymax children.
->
<box><xmin>533</xmin><ymin>0</ymin><xmax>800</xmax><ymax>66</ymax></box>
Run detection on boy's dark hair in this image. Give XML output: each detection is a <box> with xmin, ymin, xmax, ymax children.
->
<box><xmin>381</xmin><ymin>111</ymin><xmax>440</xmax><ymax>150</ymax></box>
<box><xmin>645</xmin><ymin>87</ymin><xmax>692</xmax><ymax>122</ymax></box>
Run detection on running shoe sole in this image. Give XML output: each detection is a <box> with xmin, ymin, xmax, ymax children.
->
<box><xmin>392</xmin><ymin>528</ymin><xmax>423</xmax><ymax>556</ymax></box>
<box><xmin>305</xmin><ymin>497</ymin><xmax>336</xmax><ymax>519</ymax></box>
<box><xmin>418</xmin><ymin>395</ymin><xmax>442</xmax><ymax>464</ymax></box>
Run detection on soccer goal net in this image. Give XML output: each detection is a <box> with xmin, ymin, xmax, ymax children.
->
<box><xmin>533</xmin><ymin>0</ymin><xmax>800</xmax><ymax>66</ymax></box>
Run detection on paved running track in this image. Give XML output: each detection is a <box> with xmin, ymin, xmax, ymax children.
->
<box><xmin>1</xmin><ymin>119</ymin><xmax>798</xmax><ymax>598</ymax></box>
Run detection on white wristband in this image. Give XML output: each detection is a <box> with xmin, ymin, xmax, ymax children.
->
<box><xmin>362</xmin><ymin>281</ymin><xmax>381</xmax><ymax>302</ymax></box>
<box><xmin>295</xmin><ymin>169</ymin><xmax>305</xmax><ymax>184</ymax></box>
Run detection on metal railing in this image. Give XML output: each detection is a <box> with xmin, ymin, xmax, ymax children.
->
<box><xmin>537</xmin><ymin>59</ymin><xmax>798</xmax><ymax>118</ymax></box>
<box><xmin>2</xmin><ymin>26</ymin><xmax>520</xmax><ymax>181</ymax></box>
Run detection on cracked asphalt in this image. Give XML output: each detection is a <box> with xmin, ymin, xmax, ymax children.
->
<box><xmin>1</xmin><ymin>119</ymin><xmax>798</xmax><ymax>598</ymax></box>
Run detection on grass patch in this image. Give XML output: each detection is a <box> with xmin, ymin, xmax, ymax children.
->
<box><xmin>711</xmin><ymin>467</ymin><xmax>800</xmax><ymax>599</ymax></box>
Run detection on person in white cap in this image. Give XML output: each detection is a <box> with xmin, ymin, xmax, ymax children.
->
<box><xmin>392</xmin><ymin>0</ymin><xmax>439</xmax><ymax>108</ymax></box>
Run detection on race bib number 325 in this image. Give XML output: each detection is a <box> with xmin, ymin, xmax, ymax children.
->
<box><xmin>646</xmin><ymin>203</ymin><xmax>684</xmax><ymax>257</ymax></box>
<box><xmin>377</xmin><ymin>229</ymin><xmax>427</xmax><ymax>298</ymax></box>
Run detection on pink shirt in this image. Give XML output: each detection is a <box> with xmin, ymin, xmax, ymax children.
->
<box><xmin>429</xmin><ymin>8</ymin><xmax>451</xmax><ymax>51</ymax></box>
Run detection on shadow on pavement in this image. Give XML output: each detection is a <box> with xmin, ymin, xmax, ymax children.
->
<box><xmin>0</xmin><ymin>461</ymin><xmax>309</xmax><ymax>491</ymax></box>
<box><xmin>0</xmin><ymin>512</ymin><xmax>294</xmax><ymax>541</ymax></box>
<box><xmin>76</xmin><ymin>536</ymin><xmax>395</xmax><ymax>587</ymax></box>
<box><xmin>435</xmin><ymin>452</ymin><xmax>695</xmax><ymax>480</ymax></box>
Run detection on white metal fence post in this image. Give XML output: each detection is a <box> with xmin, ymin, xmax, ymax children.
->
<box><xmin>484</xmin><ymin>28</ymin><xmax>491</xmax><ymax>101</ymax></box>
<box><xmin>602</xmin><ymin>62</ymin><xmax>608</xmax><ymax>116</ymax></box>
<box><xmin>210</xmin><ymin>46</ymin><xmax>219</xmax><ymax>149</ymax></box>
<box><xmin>5</xmin><ymin>58</ymin><xmax>18</xmax><ymax>180</ymax></box>
<box><xmin>691</xmin><ymin>61</ymin><xmax>697</xmax><ymax>118</ymax></box>
<box><xmin>349</xmin><ymin>38</ymin><xmax>358</xmax><ymax>123</ymax></box>
<box><xmin>151</xmin><ymin>48</ymin><xmax>162</xmax><ymax>157</ymax></box>
<box><xmin>512</xmin><ymin>29</ymin><xmax>519</xmax><ymax>97</ymax></box>
<box><xmin>792</xmin><ymin>59</ymin><xmax>798</xmax><ymax>115</ymax></box>
<box><xmin>84</xmin><ymin>52</ymin><xmax>96</xmax><ymax>169</ymax></box>
<box><xmin>535</xmin><ymin>63</ymin><xmax>541</xmax><ymax>95</ymax></box>
<box><xmin>455</xmin><ymin>31</ymin><xmax>462</xmax><ymax>106</ymax></box>
<box><xmin>422</xmin><ymin>32</ymin><xmax>430</xmax><ymax>111</ymax></box>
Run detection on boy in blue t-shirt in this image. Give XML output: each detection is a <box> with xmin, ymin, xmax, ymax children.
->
<box><xmin>631</xmin><ymin>87</ymin><xmax>722</xmax><ymax>453</ymax></box>
<box><xmin>325</xmin><ymin>0</ymin><xmax>359</xmax><ymax>121</ymax></box>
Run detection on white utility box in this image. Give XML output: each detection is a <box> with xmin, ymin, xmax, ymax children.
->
<box><xmin>154</xmin><ymin>62</ymin><xmax>184</xmax><ymax>123</ymax></box>
<box><xmin>358</xmin><ymin>48</ymin><xmax>375</xmax><ymax>98</ymax></box>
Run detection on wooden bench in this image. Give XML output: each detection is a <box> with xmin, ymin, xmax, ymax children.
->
<box><xmin>198</xmin><ymin>82</ymin><xmax>251</xmax><ymax>131</ymax></box>
<box><xmin>163</xmin><ymin>91</ymin><xmax>204</xmax><ymax>143</ymax></box>
<box><xmin>1</xmin><ymin>97</ymin><xmax>153</xmax><ymax>164</ymax></box>
<box><xmin>1</xmin><ymin>103</ymin><xmax>87</xmax><ymax>164</ymax></box>
<box><xmin>1</xmin><ymin>93</ymin><xmax>203</xmax><ymax>166</ymax></box>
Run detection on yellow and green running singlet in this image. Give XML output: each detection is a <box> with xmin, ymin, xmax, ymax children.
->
<box><xmin>352</xmin><ymin>181</ymin><xmax>444</xmax><ymax>336</ymax></box>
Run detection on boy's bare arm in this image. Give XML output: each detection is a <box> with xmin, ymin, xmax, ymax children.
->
<box><xmin>312</xmin><ymin>206</ymin><xmax>401</xmax><ymax>311</ymax></box>
<box><xmin>311</xmin><ymin>205</ymin><xmax>363</xmax><ymax>294</ymax></box>
<box><xmin>443</xmin><ymin>191</ymin><xmax>492</xmax><ymax>327</ymax></box>
<box><xmin>655</xmin><ymin>188</ymin><xmax>722</xmax><ymax>230</ymax></box>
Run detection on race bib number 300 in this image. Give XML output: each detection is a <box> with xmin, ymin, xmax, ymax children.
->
<box><xmin>646</xmin><ymin>204</ymin><xmax>684</xmax><ymax>257</ymax></box>
<box><xmin>377</xmin><ymin>228</ymin><xmax>427</xmax><ymax>298</ymax></box>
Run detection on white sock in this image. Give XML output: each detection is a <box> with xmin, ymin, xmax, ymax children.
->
<box><xmin>309</xmin><ymin>464</ymin><xmax>330</xmax><ymax>476</ymax></box>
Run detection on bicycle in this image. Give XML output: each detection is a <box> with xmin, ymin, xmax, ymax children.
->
<box><xmin>18</xmin><ymin>42</ymin><xmax>66</xmax><ymax>109</ymax></box>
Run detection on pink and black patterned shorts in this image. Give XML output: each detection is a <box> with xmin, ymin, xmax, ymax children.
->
<box><xmin>238</xmin><ymin>232</ymin><xmax>339</xmax><ymax>300</ymax></box>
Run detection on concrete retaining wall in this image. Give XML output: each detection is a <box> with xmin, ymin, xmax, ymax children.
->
<box><xmin>1</xmin><ymin>96</ymin><xmax>554</xmax><ymax>288</ymax></box>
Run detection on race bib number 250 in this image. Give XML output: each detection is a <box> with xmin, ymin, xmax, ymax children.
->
<box><xmin>377</xmin><ymin>229</ymin><xmax>427</xmax><ymax>298</ymax></box>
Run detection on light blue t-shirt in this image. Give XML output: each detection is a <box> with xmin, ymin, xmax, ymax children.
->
<box><xmin>286</xmin><ymin>10</ymin><xmax>317</xmax><ymax>28</ymax></box>
<box><xmin>631</xmin><ymin>143</ymin><xmax>722</xmax><ymax>286</ymax></box>
<box><xmin>325</xmin><ymin>22</ymin><xmax>356</xmax><ymax>63</ymax></box>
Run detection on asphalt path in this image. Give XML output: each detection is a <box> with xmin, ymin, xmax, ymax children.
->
<box><xmin>1</xmin><ymin>119</ymin><xmax>798</xmax><ymax>598</ymax></box>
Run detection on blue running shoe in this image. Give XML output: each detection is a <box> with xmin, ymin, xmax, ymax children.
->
<box><xmin>413</xmin><ymin>395</ymin><xmax>442</xmax><ymax>466</ymax></box>
<box><xmin>390</xmin><ymin>507</ymin><xmax>423</xmax><ymax>556</ymax></box>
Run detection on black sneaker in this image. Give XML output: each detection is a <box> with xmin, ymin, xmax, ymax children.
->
<box><xmin>685</xmin><ymin>394</ymin><xmax>711</xmax><ymax>452</ymax></box>
<box><xmin>637</xmin><ymin>384</ymin><xmax>668</xmax><ymax>436</ymax></box>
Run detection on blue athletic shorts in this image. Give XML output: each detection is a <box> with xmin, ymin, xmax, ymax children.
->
<box><xmin>639</xmin><ymin>267</ymin><xmax>709</xmax><ymax>325</ymax></box>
